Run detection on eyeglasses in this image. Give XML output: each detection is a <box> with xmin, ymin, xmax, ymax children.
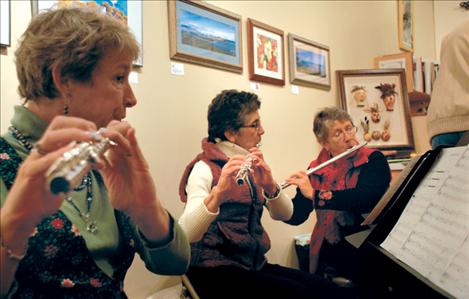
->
<box><xmin>331</xmin><ymin>125</ymin><xmax>358</xmax><ymax>141</ymax></box>
<box><xmin>241</xmin><ymin>120</ymin><xmax>262</xmax><ymax>131</ymax></box>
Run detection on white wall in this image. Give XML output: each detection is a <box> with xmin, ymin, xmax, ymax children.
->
<box><xmin>434</xmin><ymin>0</ymin><xmax>469</xmax><ymax>58</ymax></box>
<box><xmin>1</xmin><ymin>1</ymin><xmax>437</xmax><ymax>297</ymax></box>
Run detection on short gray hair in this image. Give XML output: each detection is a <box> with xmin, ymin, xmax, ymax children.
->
<box><xmin>313</xmin><ymin>107</ymin><xmax>353</xmax><ymax>142</ymax></box>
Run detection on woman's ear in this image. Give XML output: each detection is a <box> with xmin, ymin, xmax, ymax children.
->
<box><xmin>224</xmin><ymin>130</ymin><xmax>237</xmax><ymax>143</ymax></box>
<box><xmin>319</xmin><ymin>139</ymin><xmax>330</xmax><ymax>152</ymax></box>
<box><xmin>51</xmin><ymin>64</ymin><xmax>70</xmax><ymax>97</ymax></box>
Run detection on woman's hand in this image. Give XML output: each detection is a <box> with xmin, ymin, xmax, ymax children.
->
<box><xmin>248</xmin><ymin>147</ymin><xmax>278</xmax><ymax>195</ymax></box>
<box><xmin>285</xmin><ymin>171</ymin><xmax>315</xmax><ymax>200</ymax></box>
<box><xmin>97</xmin><ymin>121</ymin><xmax>170</xmax><ymax>241</ymax></box>
<box><xmin>1</xmin><ymin>116</ymin><xmax>97</xmax><ymax>249</ymax></box>
<box><xmin>208</xmin><ymin>155</ymin><xmax>245</xmax><ymax>208</ymax></box>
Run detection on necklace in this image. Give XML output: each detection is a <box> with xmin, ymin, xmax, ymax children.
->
<box><xmin>65</xmin><ymin>173</ymin><xmax>97</xmax><ymax>233</ymax></box>
<box><xmin>8</xmin><ymin>126</ymin><xmax>98</xmax><ymax>233</ymax></box>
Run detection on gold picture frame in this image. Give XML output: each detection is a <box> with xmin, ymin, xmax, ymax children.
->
<box><xmin>374</xmin><ymin>52</ymin><xmax>413</xmax><ymax>92</ymax></box>
<box><xmin>168</xmin><ymin>0</ymin><xmax>243</xmax><ymax>73</ymax></box>
<box><xmin>287</xmin><ymin>33</ymin><xmax>331</xmax><ymax>90</ymax></box>
<box><xmin>398</xmin><ymin>0</ymin><xmax>413</xmax><ymax>52</ymax></box>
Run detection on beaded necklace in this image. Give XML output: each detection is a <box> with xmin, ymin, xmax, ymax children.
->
<box><xmin>8</xmin><ymin>126</ymin><xmax>98</xmax><ymax>233</ymax></box>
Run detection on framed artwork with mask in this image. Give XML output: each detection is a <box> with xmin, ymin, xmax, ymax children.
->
<box><xmin>31</xmin><ymin>0</ymin><xmax>144</xmax><ymax>67</ymax></box>
<box><xmin>337</xmin><ymin>69</ymin><xmax>415</xmax><ymax>152</ymax></box>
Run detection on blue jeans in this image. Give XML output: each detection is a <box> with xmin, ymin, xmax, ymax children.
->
<box><xmin>431</xmin><ymin>131</ymin><xmax>466</xmax><ymax>149</ymax></box>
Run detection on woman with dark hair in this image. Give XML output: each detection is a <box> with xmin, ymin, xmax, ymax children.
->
<box><xmin>285</xmin><ymin>107</ymin><xmax>391</xmax><ymax>282</ymax></box>
<box><xmin>0</xmin><ymin>7</ymin><xmax>189</xmax><ymax>298</ymax></box>
<box><xmin>178</xmin><ymin>90</ymin><xmax>342</xmax><ymax>299</ymax></box>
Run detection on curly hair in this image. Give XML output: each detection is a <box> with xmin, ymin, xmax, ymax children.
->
<box><xmin>207</xmin><ymin>90</ymin><xmax>261</xmax><ymax>142</ymax></box>
<box><xmin>15</xmin><ymin>7</ymin><xmax>140</xmax><ymax>100</ymax></box>
<box><xmin>313</xmin><ymin>107</ymin><xmax>353</xmax><ymax>142</ymax></box>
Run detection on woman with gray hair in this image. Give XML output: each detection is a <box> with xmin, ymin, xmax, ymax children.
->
<box><xmin>0</xmin><ymin>7</ymin><xmax>189</xmax><ymax>298</ymax></box>
<box><xmin>178</xmin><ymin>91</ymin><xmax>345</xmax><ymax>299</ymax></box>
<box><xmin>285</xmin><ymin>107</ymin><xmax>390</xmax><ymax>283</ymax></box>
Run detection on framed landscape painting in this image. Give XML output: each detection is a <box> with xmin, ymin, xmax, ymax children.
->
<box><xmin>288</xmin><ymin>33</ymin><xmax>330</xmax><ymax>90</ymax></box>
<box><xmin>168</xmin><ymin>0</ymin><xmax>242</xmax><ymax>73</ymax></box>
<box><xmin>31</xmin><ymin>0</ymin><xmax>144</xmax><ymax>66</ymax></box>
<box><xmin>398</xmin><ymin>0</ymin><xmax>413</xmax><ymax>52</ymax></box>
<box><xmin>247</xmin><ymin>18</ymin><xmax>285</xmax><ymax>86</ymax></box>
<box><xmin>337</xmin><ymin>69</ymin><xmax>414</xmax><ymax>152</ymax></box>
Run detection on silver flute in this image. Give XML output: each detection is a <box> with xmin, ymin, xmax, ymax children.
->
<box><xmin>280</xmin><ymin>142</ymin><xmax>368</xmax><ymax>189</ymax></box>
<box><xmin>46</xmin><ymin>138</ymin><xmax>116</xmax><ymax>195</ymax></box>
<box><xmin>235</xmin><ymin>142</ymin><xmax>261</xmax><ymax>186</ymax></box>
<box><xmin>235</xmin><ymin>155</ymin><xmax>253</xmax><ymax>185</ymax></box>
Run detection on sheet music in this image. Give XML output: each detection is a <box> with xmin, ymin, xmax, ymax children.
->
<box><xmin>381</xmin><ymin>145</ymin><xmax>469</xmax><ymax>299</ymax></box>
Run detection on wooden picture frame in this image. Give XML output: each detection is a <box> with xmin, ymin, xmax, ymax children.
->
<box><xmin>374</xmin><ymin>52</ymin><xmax>414</xmax><ymax>92</ymax></box>
<box><xmin>31</xmin><ymin>0</ymin><xmax>144</xmax><ymax>66</ymax></box>
<box><xmin>0</xmin><ymin>0</ymin><xmax>11</xmax><ymax>47</ymax></box>
<box><xmin>398</xmin><ymin>0</ymin><xmax>413</xmax><ymax>52</ymax></box>
<box><xmin>247</xmin><ymin>18</ymin><xmax>285</xmax><ymax>86</ymax></box>
<box><xmin>288</xmin><ymin>33</ymin><xmax>330</xmax><ymax>90</ymax></box>
<box><xmin>168</xmin><ymin>0</ymin><xmax>242</xmax><ymax>73</ymax></box>
<box><xmin>337</xmin><ymin>69</ymin><xmax>414</xmax><ymax>152</ymax></box>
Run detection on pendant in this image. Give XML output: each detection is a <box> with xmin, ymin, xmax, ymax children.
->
<box><xmin>86</xmin><ymin>221</ymin><xmax>98</xmax><ymax>233</ymax></box>
<box><xmin>83</xmin><ymin>213</ymin><xmax>98</xmax><ymax>233</ymax></box>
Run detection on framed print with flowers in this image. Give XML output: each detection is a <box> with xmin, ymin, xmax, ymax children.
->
<box><xmin>288</xmin><ymin>33</ymin><xmax>330</xmax><ymax>90</ymax></box>
<box><xmin>247</xmin><ymin>18</ymin><xmax>285</xmax><ymax>86</ymax></box>
<box><xmin>337</xmin><ymin>69</ymin><xmax>414</xmax><ymax>152</ymax></box>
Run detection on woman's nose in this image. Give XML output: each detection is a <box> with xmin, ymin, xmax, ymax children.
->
<box><xmin>125</xmin><ymin>83</ymin><xmax>137</xmax><ymax>108</ymax></box>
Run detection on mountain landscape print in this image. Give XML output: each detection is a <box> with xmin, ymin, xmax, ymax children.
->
<box><xmin>295</xmin><ymin>48</ymin><xmax>326</xmax><ymax>77</ymax></box>
<box><xmin>180</xmin><ymin>9</ymin><xmax>236</xmax><ymax>57</ymax></box>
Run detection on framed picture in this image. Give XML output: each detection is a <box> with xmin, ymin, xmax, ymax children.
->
<box><xmin>374</xmin><ymin>52</ymin><xmax>413</xmax><ymax>92</ymax></box>
<box><xmin>288</xmin><ymin>33</ymin><xmax>330</xmax><ymax>90</ymax></box>
<box><xmin>398</xmin><ymin>0</ymin><xmax>413</xmax><ymax>52</ymax></box>
<box><xmin>31</xmin><ymin>0</ymin><xmax>144</xmax><ymax>67</ymax></box>
<box><xmin>0</xmin><ymin>0</ymin><xmax>11</xmax><ymax>47</ymax></box>
<box><xmin>168</xmin><ymin>0</ymin><xmax>242</xmax><ymax>73</ymax></box>
<box><xmin>247</xmin><ymin>18</ymin><xmax>285</xmax><ymax>86</ymax></box>
<box><xmin>337</xmin><ymin>69</ymin><xmax>414</xmax><ymax>151</ymax></box>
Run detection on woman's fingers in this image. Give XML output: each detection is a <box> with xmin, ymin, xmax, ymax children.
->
<box><xmin>34</xmin><ymin>128</ymin><xmax>96</xmax><ymax>154</ymax></box>
<box><xmin>26</xmin><ymin>142</ymin><xmax>77</xmax><ymax>175</ymax></box>
<box><xmin>101</xmin><ymin>121</ymin><xmax>133</xmax><ymax>156</ymax></box>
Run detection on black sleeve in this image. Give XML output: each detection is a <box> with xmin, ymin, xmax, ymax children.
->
<box><xmin>284</xmin><ymin>188</ymin><xmax>314</xmax><ymax>226</ymax></box>
<box><xmin>313</xmin><ymin>151</ymin><xmax>391</xmax><ymax>213</ymax></box>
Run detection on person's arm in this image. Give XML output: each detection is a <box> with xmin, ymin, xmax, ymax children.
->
<box><xmin>313</xmin><ymin>151</ymin><xmax>391</xmax><ymax>213</ymax></box>
<box><xmin>264</xmin><ymin>189</ymin><xmax>294</xmax><ymax>221</ymax></box>
<box><xmin>178</xmin><ymin>161</ymin><xmax>219</xmax><ymax>242</ymax></box>
<box><xmin>284</xmin><ymin>188</ymin><xmax>314</xmax><ymax>225</ymax></box>
<box><xmin>134</xmin><ymin>214</ymin><xmax>190</xmax><ymax>275</ymax></box>
<box><xmin>0</xmin><ymin>179</ymin><xmax>30</xmax><ymax>297</ymax></box>
<box><xmin>1</xmin><ymin>117</ymin><xmax>99</xmax><ymax>297</ymax></box>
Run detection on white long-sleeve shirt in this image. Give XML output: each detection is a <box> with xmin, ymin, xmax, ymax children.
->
<box><xmin>178</xmin><ymin>141</ymin><xmax>293</xmax><ymax>242</ymax></box>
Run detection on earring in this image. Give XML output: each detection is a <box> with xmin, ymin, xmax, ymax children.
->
<box><xmin>64</xmin><ymin>92</ymin><xmax>72</xmax><ymax>115</ymax></box>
